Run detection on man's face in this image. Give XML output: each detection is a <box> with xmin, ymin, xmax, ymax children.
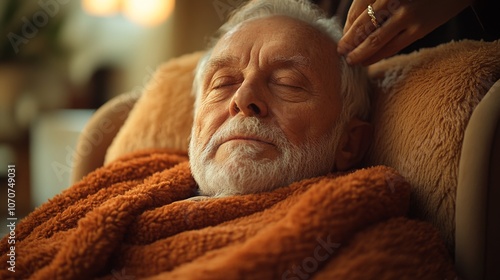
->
<box><xmin>189</xmin><ymin>16</ymin><xmax>344</xmax><ymax>196</ymax></box>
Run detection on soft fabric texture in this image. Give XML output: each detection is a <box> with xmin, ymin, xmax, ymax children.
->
<box><xmin>105</xmin><ymin>51</ymin><xmax>203</xmax><ymax>164</ymax></box>
<box><xmin>104</xmin><ymin>40</ymin><xmax>500</xmax><ymax>253</ymax></box>
<box><xmin>1</xmin><ymin>150</ymin><xmax>455</xmax><ymax>280</ymax></box>
<box><xmin>367</xmin><ymin>39</ymin><xmax>500</xmax><ymax>252</ymax></box>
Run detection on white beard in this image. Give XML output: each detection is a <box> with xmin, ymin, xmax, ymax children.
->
<box><xmin>189</xmin><ymin>116</ymin><xmax>345</xmax><ymax>197</ymax></box>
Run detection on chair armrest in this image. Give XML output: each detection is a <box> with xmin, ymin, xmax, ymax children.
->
<box><xmin>456</xmin><ymin>78</ymin><xmax>500</xmax><ymax>280</ymax></box>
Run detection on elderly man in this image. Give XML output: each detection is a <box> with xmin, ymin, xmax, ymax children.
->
<box><xmin>190</xmin><ymin>0</ymin><xmax>372</xmax><ymax>197</ymax></box>
<box><xmin>2</xmin><ymin>0</ymin><xmax>456</xmax><ymax>279</ymax></box>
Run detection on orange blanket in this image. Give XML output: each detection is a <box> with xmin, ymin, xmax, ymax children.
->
<box><xmin>0</xmin><ymin>150</ymin><xmax>456</xmax><ymax>279</ymax></box>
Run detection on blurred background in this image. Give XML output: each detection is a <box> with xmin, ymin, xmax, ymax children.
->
<box><xmin>0</xmin><ymin>0</ymin><xmax>251</xmax><ymax>219</ymax></box>
<box><xmin>0</xmin><ymin>0</ymin><xmax>496</xmax><ymax>225</ymax></box>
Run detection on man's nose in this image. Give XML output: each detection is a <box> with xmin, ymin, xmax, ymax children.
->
<box><xmin>229</xmin><ymin>82</ymin><xmax>268</xmax><ymax>117</ymax></box>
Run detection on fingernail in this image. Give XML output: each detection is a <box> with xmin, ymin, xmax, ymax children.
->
<box><xmin>337</xmin><ymin>45</ymin><xmax>347</xmax><ymax>56</ymax></box>
<box><xmin>346</xmin><ymin>56</ymin><xmax>352</xmax><ymax>65</ymax></box>
<box><xmin>338</xmin><ymin>41</ymin><xmax>356</xmax><ymax>56</ymax></box>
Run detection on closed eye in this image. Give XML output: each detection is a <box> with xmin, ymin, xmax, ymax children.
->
<box><xmin>271</xmin><ymin>77</ymin><xmax>304</xmax><ymax>90</ymax></box>
<box><xmin>211</xmin><ymin>76</ymin><xmax>241</xmax><ymax>90</ymax></box>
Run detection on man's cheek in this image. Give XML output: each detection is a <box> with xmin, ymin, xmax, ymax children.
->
<box><xmin>193</xmin><ymin>107</ymin><xmax>214</xmax><ymax>135</ymax></box>
<box><xmin>194</xmin><ymin>120</ymin><xmax>219</xmax><ymax>151</ymax></box>
<box><xmin>277</xmin><ymin>119</ymin><xmax>308</xmax><ymax>147</ymax></box>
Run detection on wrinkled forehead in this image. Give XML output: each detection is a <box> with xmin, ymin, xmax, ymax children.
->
<box><xmin>205</xmin><ymin>16</ymin><xmax>340</xmax><ymax>79</ymax></box>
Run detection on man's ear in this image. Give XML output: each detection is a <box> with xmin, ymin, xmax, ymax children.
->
<box><xmin>334</xmin><ymin>118</ymin><xmax>372</xmax><ymax>171</ymax></box>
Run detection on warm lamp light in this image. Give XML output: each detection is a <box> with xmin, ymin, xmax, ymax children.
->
<box><xmin>82</xmin><ymin>0</ymin><xmax>120</xmax><ymax>16</ymax></box>
<box><xmin>82</xmin><ymin>0</ymin><xmax>175</xmax><ymax>27</ymax></box>
<box><xmin>123</xmin><ymin>0</ymin><xmax>175</xmax><ymax>27</ymax></box>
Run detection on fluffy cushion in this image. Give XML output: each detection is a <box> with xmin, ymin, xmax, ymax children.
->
<box><xmin>367</xmin><ymin>40</ymin><xmax>500</xmax><ymax>253</ymax></box>
<box><xmin>105</xmin><ymin>51</ymin><xmax>203</xmax><ymax>164</ymax></box>
<box><xmin>105</xmin><ymin>40</ymin><xmax>500</xmax><ymax>252</ymax></box>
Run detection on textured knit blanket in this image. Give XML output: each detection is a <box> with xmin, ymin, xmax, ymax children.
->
<box><xmin>0</xmin><ymin>150</ymin><xmax>456</xmax><ymax>279</ymax></box>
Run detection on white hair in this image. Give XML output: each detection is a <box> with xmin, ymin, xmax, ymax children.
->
<box><xmin>193</xmin><ymin>0</ymin><xmax>371</xmax><ymax>121</ymax></box>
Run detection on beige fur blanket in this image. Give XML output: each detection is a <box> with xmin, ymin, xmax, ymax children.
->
<box><xmin>1</xmin><ymin>150</ymin><xmax>456</xmax><ymax>279</ymax></box>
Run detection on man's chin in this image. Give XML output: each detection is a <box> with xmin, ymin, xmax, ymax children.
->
<box><xmin>196</xmin><ymin>160</ymin><xmax>291</xmax><ymax>197</ymax></box>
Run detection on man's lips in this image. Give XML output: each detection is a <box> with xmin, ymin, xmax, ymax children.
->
<box><xmin>219</xmin><ymin>136</ymin><xmax>275</xmax><ymax>147</ymax></box>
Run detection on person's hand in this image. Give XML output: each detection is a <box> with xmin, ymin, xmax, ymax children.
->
<box><xmin>337</xmin><ymin>0</ymin><xmax>473</xmax><ymax>65</ymax></box>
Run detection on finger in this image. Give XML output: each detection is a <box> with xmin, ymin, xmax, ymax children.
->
<box><xmin>338</xmin><ymin>1</ymin><xmax>387</xmax><ymax>56</ymax></box>
<box><xmin>343</xmin><ymin>0</ymin><xmax>371</xmax><ymax>34</ymax></box>
<box><xmin>360</xmin><ymin>28</ymin><xmax>423</xmax><ymax>65</ymax></box>
<box><xmin>338</xmin><ymin>10</ymin><xmax>376</xmax><ymax>55</ymax></box>
<box><xmin>360</xmin><ymin>31</ymin><xmax>407</xmax><ymax>65</ymax></box>
<box><xmin>344</xmin><ymin>14</ymin><xmax>405</xmax><ymax>65</ymax></box>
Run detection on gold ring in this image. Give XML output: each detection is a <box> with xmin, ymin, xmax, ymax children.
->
<box><xmin>367</xmin><ymin>4</ymin><xmax>380</xmax><ymax>28</ymax></box>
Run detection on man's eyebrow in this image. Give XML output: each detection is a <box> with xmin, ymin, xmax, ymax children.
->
<box><xmin>204</xmin><ymin>55</ymin><xmax>240</xmax><ymax>75</ymax></box>
<box><xmin>269</xmin><ymin>55</ymin><xmax>310</xmax><ymax>69</ymax></box>
<box><xmin>203</xmin><ymin>54</ymin><xmax>311</xmax><ymax>77</ymax></box>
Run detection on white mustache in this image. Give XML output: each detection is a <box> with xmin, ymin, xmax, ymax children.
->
<box><xmin>205</xmin><ymin>117</ymin><xmax>289</xmax><ymax>153</ymax></box>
